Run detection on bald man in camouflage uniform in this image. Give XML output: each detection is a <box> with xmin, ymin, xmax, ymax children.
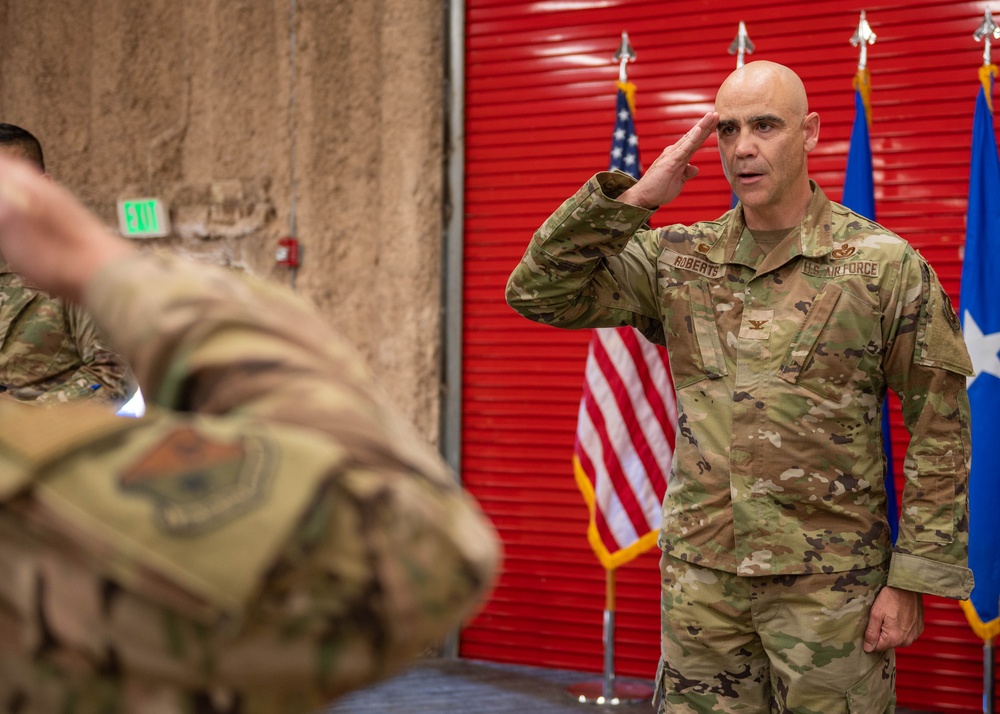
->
<box><xmin>506</xmin><ymin>61</ymin><xmax>972</xmax><ymax>712</ymax></box>
<box><xmin>0</xmin><ymin>153</ymin><xmax>500</xmax><ymax>712</ymax></box>
<box><xmin>0</xmin><ymin>123</ymin><xmax>134</xmax><ymax>405</ymax></box>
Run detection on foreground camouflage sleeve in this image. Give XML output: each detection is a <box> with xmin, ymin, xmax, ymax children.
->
<box><xmin>0</xmin><ymin>253</ymin><xmax>501</xmax><ymax>712</ymax></box>
<box><xmin>505</xmin><ymin>172</ymin><xmax>665</xmax><ymax>342</ymax></box>
<box><xmin>28</xmin><ymin>302</ymin><xmax>136</xmax><ymax>405</ymax></box>
<box><xmin>882</xmin><ymin>246</ymin><xmax>974</xmax><ymax>599</ymax></box>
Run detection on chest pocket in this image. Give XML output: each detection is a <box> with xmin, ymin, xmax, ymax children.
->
<box><xmin>778</xmin><ymin>283</ymin><xmax>880</xmax><ymax>401</ymax></box>
<box><xmin>661</xmin><ymin>279</ymin><xmax>728</xmax><ymax>389</ymax></box>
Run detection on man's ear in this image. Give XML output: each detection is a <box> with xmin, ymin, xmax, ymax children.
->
<box><xmin>803</xmin><ymin>112</ymin><xmax>820</xmax><ymax>153</ymax></box>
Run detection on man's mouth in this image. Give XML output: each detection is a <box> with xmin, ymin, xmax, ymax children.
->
<box><xmin>736</xmin><ymin>169</ymin><xmax>765</xmax><ymax>183</ymax></box>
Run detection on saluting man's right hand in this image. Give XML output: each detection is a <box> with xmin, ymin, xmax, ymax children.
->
<box><xmin>618</xmin><ymin>111</ymin><xmax>720</xmax><ymax>210</ymax></box>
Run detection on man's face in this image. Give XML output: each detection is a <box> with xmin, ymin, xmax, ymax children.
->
<box><xmin>715</xmin><ymin>80</ymin><xmax>817</xmax><ymax>221</ymax></box>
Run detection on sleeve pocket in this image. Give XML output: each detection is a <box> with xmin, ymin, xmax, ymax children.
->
<box><xmin>909</xmin><ymin>454</ymin><xmax>958</xmax><ymax>544</ymax></box>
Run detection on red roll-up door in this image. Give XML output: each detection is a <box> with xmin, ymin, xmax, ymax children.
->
<box><xmin>459</xmin><ymin>1</ymin><xmax>997</xmax><ymax>711</ymax></box>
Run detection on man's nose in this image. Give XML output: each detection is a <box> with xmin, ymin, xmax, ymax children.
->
<box><xmin>733</xmin><ymin>129</ymin><xmax>757</xmax><ymax>158</ymax></box>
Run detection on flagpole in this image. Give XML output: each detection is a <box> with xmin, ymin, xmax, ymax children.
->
<box><xmin>602</xmin><ymin>568</ymin><xmax>616</xmax><ymax>698</ymax></box>
<box><xmin>971</xmin><ymin>10</ymin><xmax>1000</xmax><ymax>713</ymax></box>
<box><xmin>727</xmin><ymin>22</ymin><xmax>754</xmax><ymax>210</ymax></box>
<box><xmin>850</xmin><ymin>10</ymin><xmax>876</xmax><ymax>72</ymax></box>
<box><xmin>975</xmin><ymin>8</ymin><xmax>1000</xmax><ymax>69</ymax></box>
<box><xmin>985</xmin><ymin>636</ymin><xmax>995</xmax><ymax>714</ymax></box>
<box><xmin>565</xmin><ymin>34</ymin><xmax>653</xmax><ymax>706</ymax></box>
<box><xmin>566</xmin><ymin>566</ymin><xmax>654</xmax><ymax>705</ymax></box>
<box><xmin>728</xmin><ymin>21</ymin><xmax>754</xmax><ymax>69</ymax></box>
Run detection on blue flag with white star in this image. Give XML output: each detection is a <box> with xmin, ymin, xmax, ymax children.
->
<box><xmin>609</xmin><ymin>81</ymin><xmax>640</xmax><ymax>178</ymax></box>
<box><xmin>959</xmin><ymin>66</ymin><xmax>1000</xmax><ymax>642</ymax></box>
<box><xmin>841</xmin><ymin>69</ymin><xmax>899</xmax><ymax>543</ymax></box>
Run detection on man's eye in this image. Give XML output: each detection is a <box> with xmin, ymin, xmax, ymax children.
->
<box><xmin>757</xmin><ymin>123</ymin><xmax>772</xmax><ymax>132</ymax></box>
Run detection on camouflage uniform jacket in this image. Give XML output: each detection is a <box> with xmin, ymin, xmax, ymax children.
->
<box><xmin>0</xmin><ymin>259</ymin><xmax>134</xmax><ymax>404</ymax></box>
<box><xmin>0</xmin><ymin>253</ymin><xmax>500</xmax><ymax>712</ymax></box>
<box><xmin>507</xmin><ymin>172</ymin><xmax>973</xmax><ymax>599</ymax></box>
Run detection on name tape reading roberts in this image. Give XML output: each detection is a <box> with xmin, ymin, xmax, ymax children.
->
<box><xmin>663</xmin><ymin>250</ymin><xmax>723</xmax><ymax>279</ymax></box>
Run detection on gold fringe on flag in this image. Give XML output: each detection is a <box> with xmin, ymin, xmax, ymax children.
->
<box><xmin>960</xmin><ymin>598</ymin><xmax>1000</xmax><ymax>642</ymax></box>
<box><xmin>617</xmin><ymin>80</ymin><xmax>638</xmax><ymax>116</ymax></box>
<box><xmin>573</xmin><ymin>454</ymin><xmax>660</xmax><ymax>571</ymax></box>
<box><xmin>853</xmin><ymin>67</ymin><xmax>873</xmax><ymax>127</ymax></box>
<box><xmin>979</xmin><ymin>63</ymin><xmax>998</xmax><ymax>113</ymax></box>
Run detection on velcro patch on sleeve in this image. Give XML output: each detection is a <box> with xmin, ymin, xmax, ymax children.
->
<box><xmin>120</xmin><ymin>426</ymin><xmax>273</xmax><ymax>536</ymax></box>
<box><xmin>35</xmin><ymin>419</ymin><xmax>343</xmax><ymax>614</ymax></box>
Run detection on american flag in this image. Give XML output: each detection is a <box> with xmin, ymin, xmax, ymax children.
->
<box><xmin>609</xmin><ymin>81</ymin><xmax>641</xmax><ymax>174</ymax></box>
<box><xmin>572</xmin><ymin>81</ymin><xmax>677</xmax><ymax>570</ymax></box>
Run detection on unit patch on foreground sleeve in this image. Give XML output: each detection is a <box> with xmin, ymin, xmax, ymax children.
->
<box><xmin>120</xmin><ymin>426</ymin><xmax>275</xmax><ymax>536</ymax></box>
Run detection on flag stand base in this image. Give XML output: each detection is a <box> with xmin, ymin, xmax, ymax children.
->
<box><xmin>563</xmin><ymin>569</ymin><xmax>654</xmax><ymax>705</ymax></box>
<box><xmin>565</xmin><ymin>679</ymin><xmax>653</xmax><ymax>705</ymax></box>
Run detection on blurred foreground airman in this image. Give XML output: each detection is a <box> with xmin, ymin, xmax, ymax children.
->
<box><xmin>0</xmin><ymin>153</ymin><xmax>501</xmax><ymax>713</ymax></box>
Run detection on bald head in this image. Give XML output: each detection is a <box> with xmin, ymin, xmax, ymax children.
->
<box><xmin>716</xmin><ymin>61</ymin><xmax>808</xmax><ymax>119</ymax></box>
<box><xmin>712</xmin><ymin>61</ymin><xmax>820</xmax><ymax>230</ymax></box>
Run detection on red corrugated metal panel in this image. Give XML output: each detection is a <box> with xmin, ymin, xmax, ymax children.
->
<box><xmin>460</xmin><ymin>1</ymin><xmax>997</xmax><ymax>710</ymax></box>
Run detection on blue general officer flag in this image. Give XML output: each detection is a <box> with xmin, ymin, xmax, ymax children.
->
<box><xmin>842</xmin><ymin>80</ymin><xmax>876</xmax><ymax>218</ymax></box>
<box><xmin>841</xmin><ymin>68</ymin><xmax>899</xmax><ymax>543</ymax></box>
<box><xmin>959</xmin><ymin>64</ymin><xmax>1000</xmax><ymax>642</ymax></box>
<box><xmin>609</xmin><ymin>80</ymin><xmax>640</xmax><ymax>178</ymax></box>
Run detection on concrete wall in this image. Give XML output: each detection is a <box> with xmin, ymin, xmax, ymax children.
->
<box><xmin>0</xmin><ymin>0</ymin><xmax>447</xmax><ymax>441</ymax></box>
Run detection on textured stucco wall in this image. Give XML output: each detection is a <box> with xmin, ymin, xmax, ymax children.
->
<box><xmin>0</xmin><ymin>0</ymin><xmax>446</xmax><ymax>441</ymax></box>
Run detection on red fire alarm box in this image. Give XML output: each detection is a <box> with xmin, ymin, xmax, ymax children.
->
<box><xmin>276</xmin><ymin>236</ymin><xmax>299</xmax><ymax>267</ymax></box>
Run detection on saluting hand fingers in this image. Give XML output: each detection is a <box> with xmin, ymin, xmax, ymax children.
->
<box><xmin>674</xmin><ymin>112</ymin><xmax>720</xmax><ymax>159</ymax></box>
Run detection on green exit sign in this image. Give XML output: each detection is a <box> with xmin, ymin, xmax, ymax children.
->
<box><xmin>117</xmin><ymin>197</ymin><xmax>170</xmax><ymax>238</ymax></box>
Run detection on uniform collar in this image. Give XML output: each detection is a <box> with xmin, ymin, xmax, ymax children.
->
<box><xmin>694</xmin><ymin>180</ymin><xmax>835</xmax><ymax>269</ymax></box>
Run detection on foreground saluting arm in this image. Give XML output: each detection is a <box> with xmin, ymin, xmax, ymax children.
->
<box><xmin>505</xmin><ymin>113</ymin><xmax>718</xmax><ymax>339</ymax></box>
<box><xmin>0</xmin><ymin>156</ymin><xmax>500</xmax><ymax>712</ymax></box>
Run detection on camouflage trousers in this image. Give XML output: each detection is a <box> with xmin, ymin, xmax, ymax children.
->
<box><xmin>655</xmin><ymin>553</ymin><xmax>895</xmax><ymax>713</ymax></box>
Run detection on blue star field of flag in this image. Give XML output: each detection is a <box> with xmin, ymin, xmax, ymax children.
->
<box><xmin>609</xmin><ymin>85</ymin><xmax>640</xmax><ymax>178</ymax></box>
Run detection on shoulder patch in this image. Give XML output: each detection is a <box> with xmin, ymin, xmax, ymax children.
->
<box><xmin>120</xmin><ymin>426</ymin><xmax>275</xmax><ymax>536</ymax></box>
<box><xmin>940</xmin><ymin>286</ymin><xmax>962</xmax><ymax>333</ymax></box>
